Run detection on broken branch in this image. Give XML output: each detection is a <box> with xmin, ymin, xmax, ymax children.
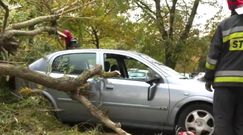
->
<box><xmin>6</xmin><ymin>15</ymin><xmax>59</xmax><ymax>30</ymax></box>
<box><xmin>4</xmin><ymin>27</ymin><xmax>57</xmax><ymax>38</ymax></box>
<box><xmin>0</xmin><ymin>0</ymin><xmax>9</xmax><ymax>31</ymax></box>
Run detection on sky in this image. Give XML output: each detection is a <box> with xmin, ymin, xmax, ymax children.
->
<box><xmin>196</xmin><ymin>0</ymin><xmax>230</xmax><ymax>22</ymax></box>
<box><xmin>218</xmin><ymin>0</ymin><xmax>231</xmax><ymax>15</ymax></box>
<box><xmin>193</xmin><ymin>0</ymin><xmax>232</xmax><ymax>34</ymax></box>
<box><xmin>128</xmin><ymin>0</ymin><xmax>231</xmax><ymax>33</ymax></box>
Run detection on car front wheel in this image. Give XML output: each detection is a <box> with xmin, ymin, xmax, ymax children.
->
<box><xmin>177</xmin><ymin>103</ymin><xmax>214</xmax><ymax>135</ymax></box>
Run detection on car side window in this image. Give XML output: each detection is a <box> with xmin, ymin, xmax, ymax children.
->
<box><xmin>52</xmin><ymin>53</ymin><xmax>96</xmax><ymax>74</ymax></box>
<box><xmin>125</xmin><ymin>58</ymin><xmax>154</xmax><ymax>81</ymax></box>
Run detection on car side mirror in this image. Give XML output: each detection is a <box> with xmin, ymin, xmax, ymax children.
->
<box><xmin>146</xmin><ymin>76</ymin><xmax>160</xmax><ymax>101</ymax></box>
<box><xmin>147</xmin><ymin>82</ymin><xmax>157</xmax><ymax>101</ymax></box>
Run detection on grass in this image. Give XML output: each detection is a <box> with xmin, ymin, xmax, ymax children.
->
<box><xmin>0</xmin><ymin>86</ymin><xmax>111</xmax><ymax>135</ymax></box>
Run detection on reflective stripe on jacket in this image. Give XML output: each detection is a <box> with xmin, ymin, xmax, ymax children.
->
<box><xmin>204</xmin><ymin>14</ymin><xmax>243</xmax><ymax>87</ymax></box>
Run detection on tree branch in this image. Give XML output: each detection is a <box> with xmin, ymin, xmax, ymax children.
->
<box><xmin>91</xmin><ymin>26</ymin><xmax>100</xmax><ymax>49</ymax></box>
<box><xmin>6</xmin><ymin>15</ymin><xmax>59</xmax><ymax>30</ymax></box>
<box><xmin>74</xmin><ymin>95</ymin><xmax>131</xmax><ymax>135</ymax></box>
<box><xmin>0</xmin><ymin>63</ymin><xmax>119</xmax><ymax>93</ymax></box>
<box><xmin>165</xmin><ymin>0</ymin><xmax>171</xmax><ymax>11</ymax></box>
<box><xmin>178</xmin><ymin>0</ymin><xmax>190</xmax><ymax>29</ymax></box>
<box><xmin>4</xmin><ymin>27</ymin><xmax>56</xmax><ymax>38</ymax></box>
<box><xmin>53</xmin><ymin>0</ymin><xmax>79</xmax><ymax>14</ymax></box>
<box><xmin>6</xmin><ymin>0</ymin><xmax>91</xmax><ymax>31</ymax></box>
<box><xmin>0</xmin><ymin>0</ymin><xmax>9</xmax><ymax>32</ymax></box>
<box><xmin>154</xmin><ymin>0</ymin><xmax>168</xmax><ymax>39</ymax></box>
<box><xmin>169</xmin><ymin>0</ymin><xmax>178</xmax><ymax>38</ymax></box>
<box><xmin>135</xmin><ymin>0</ymin><xmax>156</xmax><ymax>15</ymax></box>
<box><xmin>204</xmin><ymin>7</ymin><xmax>223</xmax><ymax>30</ymax></box>
<box><xmin>180</xmin><ymin>0</ymin><xmax>200</xmax><ymax>40</ymax></box>
<box><xmin>54</xmin><ymin>0</ymin><xmax>95</xmax><ymax>15</ymax></box>
<box><xmin>134</xmin><ymin>0</ymin><xmax>156</xmax><ymax>20</ymax></box>
<box><xmin>181</xmin><ymin>0</ymin><xmax>190</xmax><ymax>17</ymax></box>
<box><xmin>0</xmin><ymin>63</ymin><xmax>86</xmax><ymax>93</ymax></box>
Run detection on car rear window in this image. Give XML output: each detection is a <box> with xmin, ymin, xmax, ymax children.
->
<box><xmin>29</xmin><ymin>58</ymin><xmax>49</xmax><ymax>72</ymax></box>
<box><xmin>51</xmin><ymin>53</ymin><xmax>96</xmax><ymax>75</ymax></box>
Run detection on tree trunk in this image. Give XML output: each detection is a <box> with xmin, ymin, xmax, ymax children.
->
<box><xmin>164</xmin><ymin>40</ymin><xmax>177</xmax><ymax>69</ymax></box>
<box><xmin>91</xmin><ymin>26</ymin><xmax>100</xmax><ymax>49</ymax></box>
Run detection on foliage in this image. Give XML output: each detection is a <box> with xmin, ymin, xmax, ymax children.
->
<box><xmin>8</xmin><ymin>35</ymin><xmax>58</xmax><ymax>65</ymax></box>
<box><xmin>131</xmin><ymin>20</ymin><xmax>165</xmax><ymax>62</ymax></box>
<box><xmin>0</xmin><ymin>0</ymin><xmax>224</xmax><ymax>72</ymax></box>
<box><xmin>58</xmin><ymin>0</ymin><xmax>133</xmax><ymax>49</ymax></box>
<box><xmin>176</xmin><ymin>36</ymin><xmax>210</xmax><ymax>73</ymax></box>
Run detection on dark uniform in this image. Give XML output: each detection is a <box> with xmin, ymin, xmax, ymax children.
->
<box><xmin>204</xmin><ymin>4</ymin><xmax>243</xmax><ymax>135</ymax></box>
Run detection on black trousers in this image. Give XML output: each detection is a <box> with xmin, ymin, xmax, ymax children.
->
<box><xmin>214</xmin><ymin>87</ymin><xmax>243</xmax><ymax>135</ymax></box>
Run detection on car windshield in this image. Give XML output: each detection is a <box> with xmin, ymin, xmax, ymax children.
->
<box><xmin>159</xmin><ymin>65</ymin><xmax>186</xmax><ymax>78</ymax></box>
<box><xmin>129</xmin><ymin>72</ymin><xmax>145</xmax><ymax>77</ymax></box>
<box><xmin>138</xmin><ymin>53</ymin><xmax>185</xmax><ymax>78</ymax></box>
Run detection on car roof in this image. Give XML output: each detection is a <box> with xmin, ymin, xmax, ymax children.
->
<box><xmin>55</xmin><ymin>49</ymin><xmax>139</xmax><ymax>53</ymax></box>
<box><xmin>45</xmin><ymin>49</ymin><xmax>142</xmax><ymax>59</ymax></box>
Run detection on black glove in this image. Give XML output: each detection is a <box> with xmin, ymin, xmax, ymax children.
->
<box><xmin>205</xmin><ymin>81</ymin><xmax>213</xmax><ymax>92</ymax></box>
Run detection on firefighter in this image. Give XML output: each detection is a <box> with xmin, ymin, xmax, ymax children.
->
<box><xmin>204</xmin><ymin>0</ymin><xmax>243</xmax><ymax>135</ymax></box>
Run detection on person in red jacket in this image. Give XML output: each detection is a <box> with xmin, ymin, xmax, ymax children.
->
<box><xmin>58</xmin><ymin>30</ymin><xmax>79</xmax><ymax>49</ymax></box>
<box><xmin>204</xmin><ymin>0</ymin><xmax>243</xmax><ymax>135</ymax></box>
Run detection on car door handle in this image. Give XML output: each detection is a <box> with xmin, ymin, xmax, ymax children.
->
<box><xmin>106</xmin><ymin>84</ymin><xmax>114</xmax><ymax>90</ymax></box>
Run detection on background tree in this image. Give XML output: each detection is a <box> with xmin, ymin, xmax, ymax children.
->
<box><xmin>131</xmin><ymin>0</ymin><xmax>222</xmax><ymax>70</ymax></box>
<box><xmin>57</xmin><ymin>0</ymin><xmax>134</xmax><ymax>49</ymax></box>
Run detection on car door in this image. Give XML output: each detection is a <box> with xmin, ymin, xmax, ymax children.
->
<box><xmin>47</xmin><ymin>52</ymin><xmax>100</xmax><ymax>122</ymax></box>
<box><xmin>101</xmin><ymin>53</ymin><xmax>170</xmax><ymax>126</ymax></box>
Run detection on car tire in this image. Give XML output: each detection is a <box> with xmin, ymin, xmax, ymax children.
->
<box><xmin>176</xmin><ymin>103</ymin><xmax>214</xmax><ymax>135</ymax></box>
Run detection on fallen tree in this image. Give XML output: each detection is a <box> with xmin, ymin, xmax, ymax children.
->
<box><xmin>0</xmin><ymin>63</ymin><xmax>129</xmax><ymax>135</ymax></box>
<box><xmin>0</xmin><ymin>0</ymin><xmax>130</xmax><ymax>134</ymax></box>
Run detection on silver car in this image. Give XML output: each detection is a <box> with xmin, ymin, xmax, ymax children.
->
<box><xmin>22</xmin><ymin>49</ymin><xmax>214</xmax><ymax>135</ymax></box>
